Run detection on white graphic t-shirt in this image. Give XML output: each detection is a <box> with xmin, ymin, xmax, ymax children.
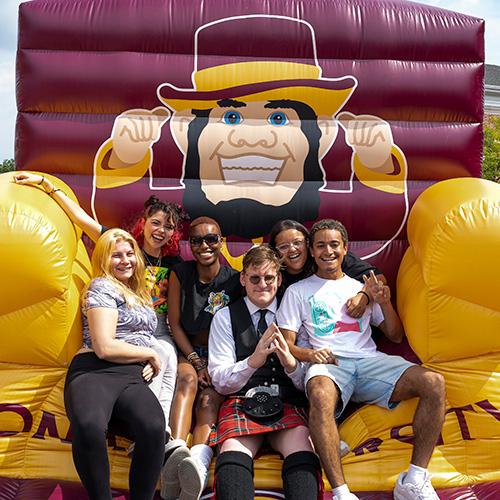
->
<box><xmin>277</xmin><ymin>274</ymin><xmax>384</xmax><ymax>358</ymax></box>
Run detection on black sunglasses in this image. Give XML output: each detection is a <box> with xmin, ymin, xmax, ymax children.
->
<box><xmin>189</xmin><ymin>233</ymin><xmax>221</xmax><ymax>247</ymax></box>
<box><xmin>247</xmin><ymin>274</ymin><xmax>277</xmax><ymax>285</ymax></box>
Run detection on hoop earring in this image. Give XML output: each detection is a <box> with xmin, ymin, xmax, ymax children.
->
<box><xmin>166</xmin><ymin>237</ymin><xmax>173</xmax><ymax>246</ymax></box>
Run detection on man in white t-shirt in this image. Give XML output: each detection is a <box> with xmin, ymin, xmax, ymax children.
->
<box><xmin>277</xmin><ymin>219</ymin><xmax>446</xmax><ymax>500</ymax></box>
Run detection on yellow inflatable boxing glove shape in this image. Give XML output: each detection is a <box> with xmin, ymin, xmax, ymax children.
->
<box><xmin>0</xmin><ymin>173</ymin><xmax>135</xmax><ymax>489</ymax></box>
<box><xmin>0</xmin><ymin>172</ymin><xmax>90</xmax><ymax>481</ymax></box>
<box><xmin>0</xmin><ymin>173</ymin><xmax>90</xmax><ymax>365</ymax></box>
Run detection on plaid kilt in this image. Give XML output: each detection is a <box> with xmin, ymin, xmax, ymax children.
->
<box><xmin>209</xmin><ymin>396</ymin><xmax>307</xmax><ymax>447</ymax></box>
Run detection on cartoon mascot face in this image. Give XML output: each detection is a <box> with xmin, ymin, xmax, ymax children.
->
<box><xmin>157</xmin><ymin>16</ymin><xmax>356</xmax><ymax>238</ymax></box>
<box><xmin>94</xmin><ymin>15</ymin><xmax>406</xmax><ymax>244</ymax></box>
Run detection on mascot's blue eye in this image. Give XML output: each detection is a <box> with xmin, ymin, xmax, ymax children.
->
<box><xmin>268</xmin><ymin>112</ymin><xmax>288</xmax><ymax>126</ymax></box>
<box><xmin>223</xmin><ymin>111</ymin><xmax>242</xmax><ymax>125</ymax></box>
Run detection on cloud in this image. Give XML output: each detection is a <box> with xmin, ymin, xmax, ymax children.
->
<box><xmin>0</xmin><ymin>0</ymin><xmax>22</xmax><ymax>160</ymax></box>
<box><xmin>485</xmin><ymin>17</ymin><xmax>500</xmax><ymax>65</ymax></box>
<box><xmin>0</xmin><ymin>59</ymin><xmax>15</xmax><ymax>94</ymax></box>
<box><xmin>0</xmin><ymin>0</ymin><xmax>23</xmax><ymax>51</ymax></box>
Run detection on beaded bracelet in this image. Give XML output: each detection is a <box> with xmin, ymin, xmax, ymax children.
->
<box><xmin>357</xmin><ymin>290</ymin><xmax>370</xmax><ymax>304</ymax></box>
<box><xmin>187</xmin><ymin>351</ymin><xmax>200</xmax><ymax>362</ymax></box>
<box><xmin>194</xmin><ymin>360</ymin><xmax>208</xmax><ymax>373</ymax></box>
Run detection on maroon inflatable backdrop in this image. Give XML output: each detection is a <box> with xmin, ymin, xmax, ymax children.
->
<box><xmin>15</xmin><ymin>0</ymin><xmax>484</xmax><ymax>290</ymax></box>
<box><xmin>11</xmin><ymin>1</ymin><xmax>488</xmax><ymax>498</ymax></box>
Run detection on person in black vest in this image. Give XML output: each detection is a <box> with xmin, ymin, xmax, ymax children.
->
<box><xmin>208</xmin><ymin>245</ymin><xmax>322</xmax><ymax>500</ymax></box>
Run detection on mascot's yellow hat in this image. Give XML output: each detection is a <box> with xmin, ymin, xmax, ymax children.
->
<box><xmin>158</xmin><ymin>15</ymin><xmax>357</xmax><ymax>117</ymax></box>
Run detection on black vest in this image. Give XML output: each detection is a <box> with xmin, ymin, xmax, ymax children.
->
<box><xmin>229</xmin><ymin>297</ymin><xmax>306</xmax><ymax>406</ymax></box>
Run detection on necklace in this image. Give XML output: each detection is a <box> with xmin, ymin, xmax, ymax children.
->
<box><xmin>143</xmin><ymin>250</ymin><xmax>162</xmax><ymax>268</ymax></box>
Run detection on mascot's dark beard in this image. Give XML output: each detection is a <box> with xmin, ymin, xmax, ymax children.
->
<box><xmin>183</xmin><ymin>178</ymin><xmax>322</xmax><ymax>239</ymax></box>
<box><xmin>182</xmin><ymin>101</ymin><xmax>323</xmax><ymax>238</ymax></box>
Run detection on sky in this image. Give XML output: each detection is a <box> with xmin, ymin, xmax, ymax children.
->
<box><xmin>0</xmin><ymin>0</ymin><xmax>498</xmax><ymax>161</ymax></box>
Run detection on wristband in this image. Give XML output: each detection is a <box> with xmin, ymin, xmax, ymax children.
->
<box><xmin>357</xmin><ymin>290</ymin><xmax>370</xmax><ymax>304</ymax></box>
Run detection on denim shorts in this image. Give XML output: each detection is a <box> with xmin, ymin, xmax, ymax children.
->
<box><xmin>305</xmin><ymin>352</ymin><xmax>415</xmax><ymax>418</ymax></box>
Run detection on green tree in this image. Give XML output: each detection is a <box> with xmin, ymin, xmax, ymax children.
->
<box><xmin>483</xmin><ymin>116</ymin><xmax>500</xmax><ymax>183</ymax></box>
<box><xmin>1</xmin><ymin>158</ymin><xmax>15</xmax><ymax>173</ymax></box>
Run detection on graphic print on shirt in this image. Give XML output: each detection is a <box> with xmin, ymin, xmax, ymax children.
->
<box><xmin>144</xmin><ymin>266</ymin><xmax>170</xmax><ymax>315</ymax></box>
<box><xmin>204</xmin><ymin>290</ymin><xmax>230</xmax><ymax>315</ymax></box>
<box><xmin>308</xmin><ymin>291</ymin><xmax>362</xmax><ymax>338</ymax></box>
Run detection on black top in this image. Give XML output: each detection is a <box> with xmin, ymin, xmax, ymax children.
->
<box><xmin>173</xmin><ymin>261</ymin><xmax>241</xmax><ymax>336</ymax></box>
<box><xmin>142</xmin><ymin>251</ymin><xmax>182</xmax><ymax>315</ymax></box>
<box><xmin>278</xmin><ymin>250</ymin><xmax>381</xmax><ymax>300</ymax></box>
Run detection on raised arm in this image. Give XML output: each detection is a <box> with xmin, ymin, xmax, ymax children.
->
<box><xmin>13</xmin><ymin>173</ymin><xmax>102</xmax><ymax>242</ymax></box>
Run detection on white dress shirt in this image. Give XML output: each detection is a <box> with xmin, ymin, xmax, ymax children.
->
<box><xmin>208</xmin><ymin>296</ymin><xmax>305</xmax><ymax>395</ymax></box>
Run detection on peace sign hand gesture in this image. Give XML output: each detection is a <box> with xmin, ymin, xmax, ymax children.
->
<box><xmin>363</xmin><ymin>270</ymin><xmax>391</xmax><ymax>305</ymax></box>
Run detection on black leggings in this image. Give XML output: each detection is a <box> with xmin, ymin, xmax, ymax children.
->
<box><xmin>64</xmin><ymin>352</ymin><xmax>165</xmax><ymax>500</ymax></box>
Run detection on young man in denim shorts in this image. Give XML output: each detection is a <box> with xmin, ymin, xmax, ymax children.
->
<box><xmin>277</xmin><ymin>219</ymin><xmax>446</xmax><ymax>500</ymax></box>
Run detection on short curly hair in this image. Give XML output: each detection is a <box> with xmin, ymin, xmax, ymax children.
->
<box><xmin>309</xmin><ymin>219</ymin><xmax>348</xmax><ymax>246</ymax></box>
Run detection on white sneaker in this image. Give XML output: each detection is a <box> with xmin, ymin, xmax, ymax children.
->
<box><xmin>394</xmin><ymin>472</ymin><xmax>439</xmax><ymax>499</ymax></box>
<box><xmin>160</xmin><ymin>445</ymin><xmax>191</xmax><ymax>500</ymax></box>
<box><xmin>332</xmin><ymin>493</ymin><xmax>359</xmax><ymax>500</ymax></box>
<box><xmin>178</xmin><ymin>456</ymin><xmax>209</xmax><ymax>500</ymax></box>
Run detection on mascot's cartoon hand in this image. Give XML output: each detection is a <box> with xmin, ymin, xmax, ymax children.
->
<box><xmin>337</xmin><ymin>112</ymin><xmax>394</xmax><ymax>173</ymax></box>
<box><xmin>109</xmin><ymin>107</ymin><xmax>170</xmax><ymax>167</ymax></box>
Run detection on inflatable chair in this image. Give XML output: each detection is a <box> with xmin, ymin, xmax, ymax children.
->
<box><xmin>1</xmin><ymin>0</ymin><xmax>499</xmax><ymax>498</ymax></box>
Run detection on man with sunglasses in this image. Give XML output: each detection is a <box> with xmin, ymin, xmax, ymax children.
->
<box><xmin>164</xmin><ymin>217</ymin><xmax>242</xmax><ymax>500</ymax></box>
<box><xmin>208</xmin><ymin>245</ymin><xmax>322</xmax><ymax>500</ymax></box>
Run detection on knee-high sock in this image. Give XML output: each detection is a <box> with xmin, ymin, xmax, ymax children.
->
<box><xmin>282</xmin><ymin>451</ymin><xmax>322</xmax><ymax>500</ymax></box>
<box><xmin>215</xmin><ymin>451</ymin><xmax>254</xmax><ymax>500</ymax></box>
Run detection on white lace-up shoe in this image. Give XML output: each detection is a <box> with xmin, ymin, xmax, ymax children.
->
<box><xmin>394</xmin><ymin>471</ymin><xmax>440</xmax><ymax>499</ymax></box>
<box><xmin>178</xmin><ymin>456</ymin><xmax>209</xmax><ymax>500</ymax></box>
<box><xmin>160</xmin><ymin>445</ymin><xmax>191</xmax><ymax>500</ymax></box>
<box><xmin>332</xmin><ymin>493</ymin><xmax>359</xmax><ymax>500</ymax></box>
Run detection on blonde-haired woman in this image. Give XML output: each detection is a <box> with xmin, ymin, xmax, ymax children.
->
<box><xmin>64</xmin><ymin>229</ymin><xmax>165</xmax><ymax>500</ymax></box>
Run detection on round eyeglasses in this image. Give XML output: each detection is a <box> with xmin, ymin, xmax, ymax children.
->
<box><xmin>275</xmin><ymin>238</ymin><xmax>306</xmax><ymax>254</ymax></box>
<box><xmin>247</xmin><ymin>274</ymin><xmax>277</xmax><ymax>285</ymax></box>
